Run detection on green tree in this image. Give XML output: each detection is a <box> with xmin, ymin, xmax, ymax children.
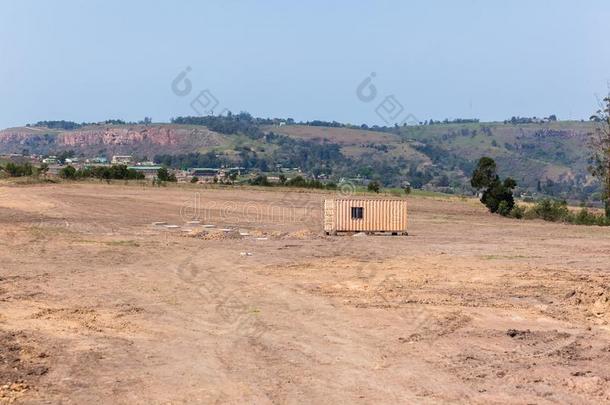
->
<box><xmin>249</xmin><ymin>175</ymin><xmax>270</xmax><ymax>186</ymax></box>
<box><xmin>157</xmin><ymin>167</ymin><xmax>177</xmax><ymax>182</ymax></box>
<box><xmin>59</xmin><ymin>165</ymin><xmax>77</xmax><ymax>180</ymax></box>
<box><xmin>589</xmin><ymin>94</ymin><xmax>610</xmax><ymax>218</ymax></box>
<box><xmin>471</xmin><ymin>157</ymin><xmax>516</xmax><ymax>215</ymax></box>
<box><xmin>367</xmin><ymin>181</ymin><xmax>381</xmax><ymax>193</ymax></box>
<box><xmin>190</xmin><ymin>176</ymin><xmax>199</xmax><ymax>183</ymax></box>
<box><xmin>471</xmin><ymin>157</ymin><xmax>498</xmax><ymax>190</ymax></box>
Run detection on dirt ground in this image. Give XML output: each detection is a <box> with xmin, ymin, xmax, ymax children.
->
<box><xmin>1</xmin><ymin>182</ymin><xmax>609</xmax><ymax>404</ymax></box>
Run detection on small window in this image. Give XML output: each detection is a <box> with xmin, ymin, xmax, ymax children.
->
<box><xmin>351</xmin><ymin>206</ymin><xmax>364</xmax><ymax>219</ymax></box>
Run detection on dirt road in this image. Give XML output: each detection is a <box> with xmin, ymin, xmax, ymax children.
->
<box><xmin>1</xmin><ymin>182</ymin><xmax>609</xmax><ymax>404</ymax></box>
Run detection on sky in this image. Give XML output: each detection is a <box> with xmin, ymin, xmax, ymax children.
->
<box><xmin>1</xmin><ymin>0</ymin><xmax>610</xmax><ymax>128</ymax></box>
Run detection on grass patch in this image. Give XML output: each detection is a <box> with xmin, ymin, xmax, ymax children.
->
<box><xmin>104</xmin><ymin>240</ymin><xmax>140</xmax><ymax>247</ymax></box>
<box><xmin>482</xmin><ymin>254</ymin><xmax>541</xmax><ymax>260</ymax></box>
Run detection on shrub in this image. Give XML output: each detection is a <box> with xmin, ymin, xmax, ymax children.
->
<box><xmin>59</xmin><ymin>165</ymin><xmax>77</xmax><ymax>180</ymax></box>
<box><xmin>190</xmin><ymin>176</ymin><xmax>199</xmax><ymax>183</ymax></box>
<box><xmin>249</xmin><ymin>175</ymin><xmax>271</xmax><ymax>186</ymax></box>
<box><xmin>530</xmin><ymin>199</ymin><xmax>570</xmax><ymax>222</ymax></box>
<box><xmin>156</xmin><ymin>167</ymin><xmax>177</xmax><ymax>182</ymax></box>
<box><xmin>572</xmin><ymin>208</ymin><xmax>610</xmax><ymax>226</ymax></box>
<box><xmin>508</xmin><ymin>204</ymin><xmax>525</xmax><ymax>219</ymax></box>
<box><xmin>3</xmin><ymin>162</ymin><xmax>34</xmax><ymax>177</ymax></box>
<box><xmin>497</xmin><ymin>200</ymin><xmax>512</xmax><ymax>217</ymax></box>
<box><xmin>283</xmin><ymin>175</ymin><xmax>335</xmax><ymax>190</ymax></box>
<box><xmin>367</xmin><ymin>181</ymin><xmax>381</xmax><ymax>193</ymax></box>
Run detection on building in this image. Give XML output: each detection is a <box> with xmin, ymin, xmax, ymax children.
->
<box><xmin>112</xmin><ymin>155</ymin><xmax>133</xmax><ymax>165</ymax></box>
<box><xmin>42</xmin><ymin>156</ymin><xmax>58</xmax><ymax>164</ymax></box>
<box><xmin>87</xmin><ymin>157</ymin><xmax>108</xmax><ymax>164</ymax></box>
<box><xmin>190</xmin><ymin>168</ymin><xmax>219</xmax><ymax>177</ymax></box>
<box><xmin>323</xmin><ymin>198</ymin><xmax>408</xmax><ymax>235</ymax></box>
<box><xmin>127</xmin><ymin>166</ymin><xmax>161</xmax><ymax>179</ymax></box>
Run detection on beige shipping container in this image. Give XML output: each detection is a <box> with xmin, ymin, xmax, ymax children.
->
<box><xmin>324</xmin><ymin>198</ymin><xmax>408</xmax><ymax>235</ymax></box>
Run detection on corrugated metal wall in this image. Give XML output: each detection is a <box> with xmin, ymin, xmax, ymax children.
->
<box><xmin>323</xmin><ymin>199</ymin><xmax>408</xmax><ymax>232</ymax></box>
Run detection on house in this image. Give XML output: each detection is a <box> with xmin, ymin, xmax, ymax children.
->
<box><xmin>42</xmin><ymin>156</ymin><xmax>58</xmax><ymax>164</ymax></box>
<box><xmin>112</xmin><ymin>155</ymin><xmax>133</xmax><ymax>165</ymax></box>
<box><xmin>323</xmin><ymin>198</ymin><xmax>408</xmax><ymax>235</ymax></box>
<box><xmin>87</xmin><ymin>157</ymin><xmax>108</xmax><ymax>164</ymax></box>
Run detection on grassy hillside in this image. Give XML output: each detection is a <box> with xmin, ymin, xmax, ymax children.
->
<box><xmin>270</xmin><ymin>121</ymin><xmax>598</xmax><ymax>200</ymax></box>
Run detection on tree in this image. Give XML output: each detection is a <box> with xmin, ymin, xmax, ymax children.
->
<box><xmin>156</xmin><ymin>167</ymin><xmax>177</xmax><ymax>182</ymax></box>
<box><xmin>249</xmin><ymin>175</ymin><xmax>270</xmax><ymax>186</ymax></box>
<box><xmin>190</xmin><ymin>176</ymin><xmax>199</xmax><ymax>183</ymax></box>
<box><xmin>367</xmin><ymin>181</ymin><xmax>381</xmax><ymax>193</ymax></box>
<box><xmin>471</xmin><ymin>157</ymin><xmax>498</xmax><ymax>190</ymax></box>
<box><xmin>471</xmin><ymin>157</ymin><xmax>516</xmax><ymax>215</ymax></box>
<box><xmin>589</xmin><ymin>94</ymin><xmax>610</xmax><ymax>218</ymax></box>
<box><xmin>59</xmin><ymin>165</ymin><xmax>77</xmax><ymax>180</ymax></box>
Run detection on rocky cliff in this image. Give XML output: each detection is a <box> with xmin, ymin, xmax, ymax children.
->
<box><xmin>0</xmin><ymin>125</ymin><xmax>225</xmax><ymax>157</ymax></box>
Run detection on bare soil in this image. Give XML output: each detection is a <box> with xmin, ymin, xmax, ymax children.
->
<box><xmin>1</xmin><ymin>182</ymin><xmax>609</xmax><ymax>404</ymax></box>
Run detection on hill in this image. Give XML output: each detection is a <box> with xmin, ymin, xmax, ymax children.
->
<box><xmin>267</xmin><ymin>121</ymin><xmax>598</xmax><ymax>200</ymax></box>
<box><xmin>0</xmin><ymin>117</ymin><xmax>601</xmax><ymax>201</ymax></box>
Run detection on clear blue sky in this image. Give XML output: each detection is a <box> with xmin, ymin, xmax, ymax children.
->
<box><xmin>1</xmin><ymin>0</ymin><xmax>609</xmax><ymax>128</ymax></box>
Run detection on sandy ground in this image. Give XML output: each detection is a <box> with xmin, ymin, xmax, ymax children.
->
<box><xmin>1</xmin><ymin>182</ymin><xmax>609</xmax><ymax>404</ymax></box>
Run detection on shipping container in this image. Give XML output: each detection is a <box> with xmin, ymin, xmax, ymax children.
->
<box><xmin>324</xmin><ymin>198</ymin><xmax>408</xmax><ymax>235</ymax></box>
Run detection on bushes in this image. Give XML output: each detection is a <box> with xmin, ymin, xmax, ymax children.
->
<box><xmin>572</xmin><ymin>208</ymin><xmax>607</xmax><ymax>225</ymax></box>
<box><xmin>156</xmin><ymin>167</ymin><xmax>177</xmax><ymax>182</ymax></box>
<box><xmin>511</xmin><ymin>198</ymin><xmax>610</xmax><ymax>226</ymax></box>
<box><xmin>367</xmin><ymin>181</ymin><xmax>381</xmax><ymax>193</ymax></box>
<box><xmin>285</xmin><ymin>175</ymin><xmax>334</xmax><ymax>189</ymax></box>
<box><xmin>248</xmin><ymin>174</ymin><xmax>337</xmax><ymax>190</ymax></box>
<box><xmin>508</xmin><ymin>204</ymin><xmax>525</xmax><ymax>219</ymax></box>
<box><xmin>528</xmin><ymin>199</ymin><xmax>569</xmax><ymax>222</ymax></box>
<box><xmin>2</xmin><ymin>162</ymin><xmax>35</xmax><ymax>177</ymax></box>
<box><xmin>497</xmin><ymin>200</ymin><xmax>512</xmax><ymax>217</ymax></box>
<box><xmin>249</xmin><ymin>175</ymin><xmax>271</xmax><ymax>186</ymax></box>
<box><xmin>0</xmin><ymin>162</ymin><xmax>53</xmax><ymax>178</ymax></box>
<box><xmin>59</xmin><ymin>164</ymin><xmax>145</xmax><ymax>181</ymax></box>
<box><xmin>59</xmin><ymin>165</ymin><xmax>77</xmax><ymax>179</ymax></box>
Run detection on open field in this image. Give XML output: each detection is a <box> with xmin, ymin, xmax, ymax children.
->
<box><xmin>1</xmin><ymin>182</ymin><xmax>610</xmax><ymax>404</ymax></box>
